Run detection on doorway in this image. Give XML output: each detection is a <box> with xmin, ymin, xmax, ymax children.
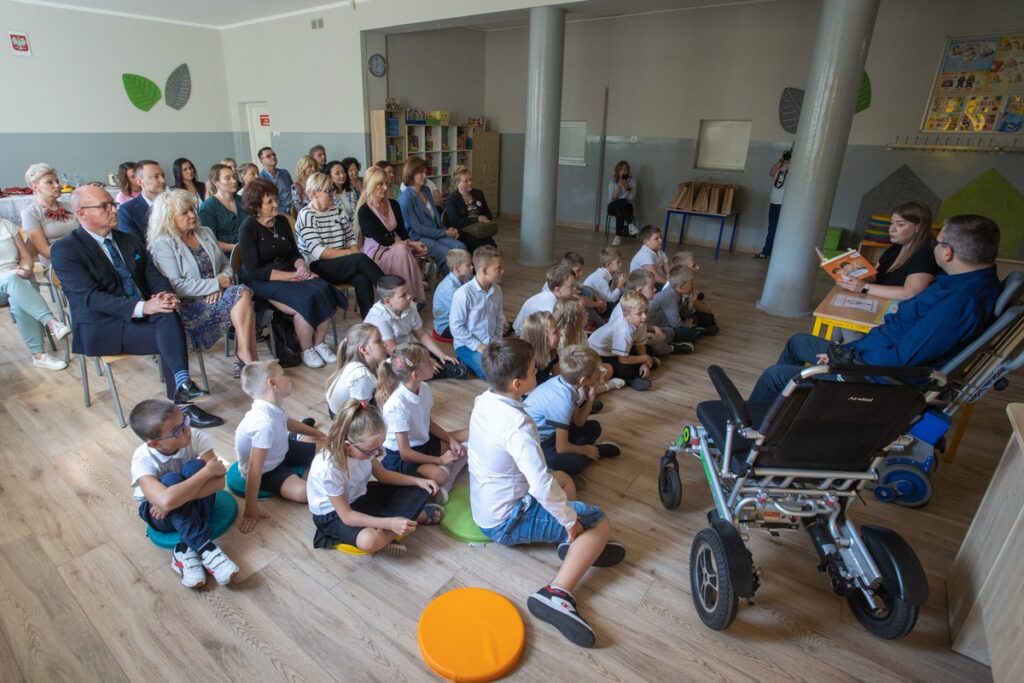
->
<box><xmin>242</xmin><ymin>102</ymin><xmax>272</xmax><ymax>164</ymax></box>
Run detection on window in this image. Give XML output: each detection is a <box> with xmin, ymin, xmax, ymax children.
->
<box><xmin>558</xmin><ymin>121</ymin><xmax>587</xmax><ymax>166</ymax></box>
<box><xmin>695</xmin><ymin>119</ymin><xmax>751</xmax><ymax>172</ymax></box>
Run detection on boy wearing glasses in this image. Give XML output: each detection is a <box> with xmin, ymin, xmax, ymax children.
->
<box><xmin>128</xmin><ymin>399</ymin><xmax>239</xmax><ymax>589</ymax></box>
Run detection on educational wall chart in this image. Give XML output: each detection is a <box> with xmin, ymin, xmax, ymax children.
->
<box><xmin>923</xmin><ymin>32</ymin><xmax>1024</xmax><ymax>133</ymax></box>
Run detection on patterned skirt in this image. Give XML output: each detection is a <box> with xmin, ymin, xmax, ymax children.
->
<box><xmin>179</xmin><ymin>285</ymin><xmax>248</xmax><ymax>352</ymax></box>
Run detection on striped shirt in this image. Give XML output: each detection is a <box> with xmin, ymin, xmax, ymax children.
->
<box><xmin>295</xmin><ymin>205</ymin><xmax>357</xmax><ymax>263</ymax></box>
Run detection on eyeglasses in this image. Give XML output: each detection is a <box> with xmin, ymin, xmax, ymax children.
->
<box><xmin>349</xmin><ymin>442</ymin><xmax>382</xmax><ymax>459</ymax></box>
<box><xmin>932</xmin><ymin>238</ymin><xmax>952</xmax><ymax>250</ymax></box>
<box><xmin>261</xmin><ymin>152</ymin><xmax>277</xmax><ymax>159</ymax></box>
<box><xmin>80</xmin><ymin>201</ymin><xmax>120</xmax><ymax>211</ymax></box>
<box><xmin>153</xmin><ymin>414</ymin><xmax>190</xmax><ymax>441</ymax></box>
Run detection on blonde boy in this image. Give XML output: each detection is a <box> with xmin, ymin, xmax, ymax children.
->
<box><xmin>449</xmin><ymin>245</ymin><xmax>505</xmax><ymax>379</ymax></box>
<box><xmin>587</xmin><ymin>290</ymin><xmax>654</xmax><ymax>391</ymax></box>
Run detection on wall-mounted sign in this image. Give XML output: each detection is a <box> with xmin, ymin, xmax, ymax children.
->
<box><xmin>9</xmin><ymin>31</ymin><xmax>31</xmax><ymax>57</ymax></box>
<box><xmin>259</xmin><ymin>114</ymin><xmax>271</xmax><ymax>127</ymax></box>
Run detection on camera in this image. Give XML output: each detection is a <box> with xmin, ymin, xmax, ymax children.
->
<box><xmin>782</xmin><ymin>150</ymin><xmax>792</xmax><ymax>161</ymax></box>
<box><xmin>620</xmin><ymin>174</ymin><xmax>630</xmax><ymax>181</ymax></box>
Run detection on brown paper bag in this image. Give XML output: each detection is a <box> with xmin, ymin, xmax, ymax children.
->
<box><xmin>708</xmin><ymin>185</ymin><xmax>722</xmax><ymax>214</ymax></box>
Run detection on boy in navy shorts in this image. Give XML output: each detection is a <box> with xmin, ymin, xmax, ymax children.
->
<box><xmin>468</xmin><ymin>338</ymin><xmax>626</xmax><ymax>648</ymax></box>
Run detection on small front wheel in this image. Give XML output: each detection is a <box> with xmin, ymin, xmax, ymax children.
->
<box><xmin>690</xmin><ymin>527</ymin><xmax>738</xmax><ymax>631</ymax></box>
<box><xmin>847</xmin><ymin>582</ymin><xmax>919</xmax><ymax>639</ymax></box>
<box><xmin>658</xmin><ymin>457</ymin><xmax>682</xmax><ymax>510</ymax></box>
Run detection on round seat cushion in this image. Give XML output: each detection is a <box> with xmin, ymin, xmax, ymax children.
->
<box><xmin>147</xmin><ymin>490</ymin><xmax>238</xmax><ymax>549</ymax></box>
<box><xmin>440</xmin><ymin>484</ymin><xmax>491</xmax><ymax>545</ymax></box>
<box><xmin>418</xmin><ymin>587</ymin><xmax>524</xmax><ymax>682</ymax></box>
<box><xmin>225</xmin><ymin>461</ymin><xmax>304</xmax><ymax>499</ymax></box>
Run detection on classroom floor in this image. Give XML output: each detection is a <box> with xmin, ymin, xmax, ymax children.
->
<box><xmin>0</xmin><ymin>222</ymin><xmax>1010</xmax><ymax>682</ymax></box>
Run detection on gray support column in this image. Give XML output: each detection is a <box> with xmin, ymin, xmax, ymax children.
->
<box><xmin>519</xmin><ymin>6</ymin><xmax>566</xmax><ymax>266</ymax></box>
<box><xmin>758</xmin><ymin>0</ymin><xmax>880</xmax><ymax>316</ymax></box>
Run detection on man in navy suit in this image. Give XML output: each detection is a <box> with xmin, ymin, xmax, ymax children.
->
<box><xmin>116</xmin><ymin>159</ymin><xmax>166</xmax><ymax>242</ymax></box>
<box><xmin>51</xmin><ymin>185</ymin><xmax>223</xmax><ymax>428</ymax></box>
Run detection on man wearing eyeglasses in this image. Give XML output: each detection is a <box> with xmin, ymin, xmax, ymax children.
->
<box><xmin>749</xmin><ymin>215</ymin><xmax>1003</xmax><ymax>403</ymax></box>
<box><xmin>257</xmin><ymin>147</ymin><xmax>293</xmax><ymax>214</ymax></box>
<box><xmin>117</xmin><ymin>159</ymin><xmax>167</xmax><ymax>242</ymax></box>
<box><xmin>49</xmin><ymin>185</ymin><xmax>224</xmax><ymax>428</ymax></box>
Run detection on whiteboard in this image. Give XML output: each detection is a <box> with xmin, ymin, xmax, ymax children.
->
<box><xmin>696</xmin><ymin>120</ymin><xmax>751</xmax><ymax>171</ymax></box>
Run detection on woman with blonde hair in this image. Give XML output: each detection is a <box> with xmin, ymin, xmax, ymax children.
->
<box><xmin>442</xmin><ymin>165</ymin><xmax>497</xmax><ymax>253</ymax></box>
<box><xmin>21</xmin><ymin>162</ymin><xmax>77</xmax><ymax>267</ymax></box>
<box><xmin>291</xmin><ymin>154</ymin><xmax>319</xmax><ymax>214</ymax></box>
<box><xmin>356</xmin><ymin>166</ymin><xmax>430</xmax><ymax>304</ymax></box>
<box><xmin>148</xmin><ymin>189</ymin><xmax>259</xmax><ymax>377</ymax></box>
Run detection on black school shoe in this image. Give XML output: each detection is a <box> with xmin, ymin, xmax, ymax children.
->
<box><xmin>672</xmin><ymin>341</ymin><xmax>694</xmax><ymax>354</ymax></box>
<box><xmin>596</xmin><ymin>443</ymin><xmax>621</xmax><ymax>459</ymax></box>
<box><xmin>630</xmin><ymin>378</ymin><xmax>652</xmax><ymax>391</ymax></box>
<box><xmin>557</xmin><ymin>540</ymin><xmax>626</xmax><ymax>567</ymax></box>
<box><xmin>173</xmin><ymin>380</ymin><xmax>209</xmax><ymax>404</ymax></box>
<box><xmin>590</xmin><ymin>399</ymin><xmax>604</xmax><ymax>414</ymax></box>
<box><xmin>527</xmin><ymin>586</ymin><xmax>596</xmax><ymax>648</ymax></box>
<box><xmin>180</xmin><ymin>404</ymin><xmax>225</xmax><ymax>429</ymax></box>
<box><xmin>440</xmin><ymin>360</ymin><xmax>470</xmax><ymax>379</ymax></box>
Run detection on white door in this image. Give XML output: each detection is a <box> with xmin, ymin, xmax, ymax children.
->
<box><xmin>244</xmin><ymin>102</ymin><xmax>273</xmax><ymax>164</ymax></box>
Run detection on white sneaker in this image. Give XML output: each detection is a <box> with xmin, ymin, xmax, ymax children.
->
<box><xmin>611</xmin><ymin>235</ymin><xmax>622</xmax><ymax>246</ymax></box>
<box><xmin>628</xmin><ymin>223</ymin><xmax>640</xmax><ymax>236</ymax></box>
<box><xmin>172</xmin><ymin>548</ymin><xmax>206</xmax><ymax>588</ymax></box>
<box><xmin>32</xmin><ymin>354</ymin><xmax>67</xmax><ymax>371</ymax></box>
<box><xmin>313</xmin><ymin>342</ymin><xmax>337</xmax><ymax>364</ymax></box>
<box><xmin>301</xmin><ymin>348</ymin><xmax>325</xmax><ymax>368</ymax></box>
<box><xmin>605</xmin><ymin>378</ymin><xmax>626</xmax><ymax>391</ymax></box>
<box><xmin>200</xmin><ymin>545</ymin><xmax>239</xmax><ymax>585</ymax></box>
<box><xmin>48</xmin><ymin>320</ymin><xmax>71</xmax><ymax>341</ymax></box>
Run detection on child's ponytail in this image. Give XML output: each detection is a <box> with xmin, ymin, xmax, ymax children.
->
<box><xmin>322</xmin><ymin>399</ymin><xmax>386</xmax><ymax>472</ymax></box>
<box><xmin>375</xmin><ymin>342</ymin><xmax>430</xmax><ymax>407</ymax></box>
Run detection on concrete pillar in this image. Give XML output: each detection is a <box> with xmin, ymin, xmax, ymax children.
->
<box><xmin>758</xmin><ymin>0</ymin><xmax>880</xmax><ymax>316</ymax></box>
<box><xmin>519</xmin><ymin>6</ymin><xmax>566</xmax><ymax>266</ymax></box>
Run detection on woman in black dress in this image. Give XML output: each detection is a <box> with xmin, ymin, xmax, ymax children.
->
<box><xmin>238</xmin><ymin>179</ymin><xmax>345</xmax><ymax>369</ymax></box>
<box><xmin>442</xmin><ymin>165</ymin><xmax>497</xmax><ymax>254</ymax></box>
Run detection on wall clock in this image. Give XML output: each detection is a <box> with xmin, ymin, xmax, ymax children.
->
<box><xmin>368</xmin><ymin>53</ymin><xmax>387</xmax><ymax>77</ymax></box>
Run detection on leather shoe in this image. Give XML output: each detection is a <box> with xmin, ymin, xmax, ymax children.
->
<box><xmin>181</xmin><ymin>404</ymin><xmax>225</xmax><ymax>429</ymax></box>
<box><xmin>173</xmin><ymin>381</ymin><xmax>209</xmax><ymax>404</ymax></box>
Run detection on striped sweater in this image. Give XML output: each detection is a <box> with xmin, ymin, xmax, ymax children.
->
<box><xmin>295</xmin><ymin>205</ymin><xmax>358</xmax><ymax>263</ymax></box>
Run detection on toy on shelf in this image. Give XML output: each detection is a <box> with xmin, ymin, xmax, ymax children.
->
<box><xmin>385</xmin><ymin>97</ymin><xmax>402</xmax><ymax>113</ymax></box>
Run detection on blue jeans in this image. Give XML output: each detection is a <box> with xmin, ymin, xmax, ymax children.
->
<box><xmin>138</xmin><ymin>459</ymin><xmax>214</xmax><ymax>551</ymax></box>
<box><xmin>481</xmin><ymin>495</ymin><xmax>605</xmax><ymax>545</ymax></box>
<box><xmin>749</xmin><ymin>333</ymin><xmax>831</xmax><ymax>404</ymax></box>
<box><xmin>417</xmin><ymin>235</ymin><xmax>465</xmax><ymax>276</ymax></box>
<box><xmin>761</xmin><ymin>202</ymin><xmax>782</xmax><ymax>256</ymax></box>
<box><xmin>455</xmin><ymin>345</ymin><xmax>486</xmax><ymax>380</ymax></box>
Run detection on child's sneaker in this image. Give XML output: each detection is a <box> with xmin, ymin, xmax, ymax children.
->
<box><xmin>527</xmin><ymin>586</ymin><xmax>596</xmax><ymax>648</ymax></box>
<box><xmin>604</xmin><ymin>378</ymin><xmax>626</xmax><ymax>391</ymax></box>
<box><xmin>557</xmin><ymin>540</ymin><xmax>626</xmax><ymax>567</ymax></box>
<box><xmin>596</xmin><ymin>443</ymin><xmax>621</xmax><ymax>459</ymax></box>
<box><xmin>440</xmin><ymin>360</ymin><xmax>469</xmax><ymax>380</ymax></box>
<box><xmin>200</xmin><ymin>545</ymin><xmax>239</xmax><ymax>585</ymax></box>
<box><xmin>379</xmin><ymin>541</ymin><xmax>408</xmax><ymax>557</ymax></box>
<box><xmin>302</xmin><ymin>348</ymin><xmax>325</xmax><ymax>368</ymax></box>
<box><xmin>630</xmin><ymin>378</ymin><xmax>652</xmax><ymax>391</ymax></box>
<box><xmin>672</xmin><ymin>341</ymin><xmax>694</xmax><ymax>354</ymax></box>
<box><xmin>172</xmin><ymin>547</ymin><xmax>206</xmax><ymax>588</ymax></box>
<box><xmin>611</xmin><ymin>235</ymin><xmax>622</xmax><ymax>246</ymax></box>
<box><xmin>590</xmin><ymin>399</ymin><xmax>604</xmax><ymax>414</ymax></box>
<box><xmin>628</xmin><ymin>223</ymin><xmax>640</xmax><ymax>236</ymax></box>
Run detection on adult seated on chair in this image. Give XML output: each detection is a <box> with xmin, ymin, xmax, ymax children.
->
<box><xmin>295</xmin><ymin>173</ymin><xmax>383</xmax><ymax>318</ymax></box>
<box><xmin>21</xmin><ymin>162</ymin><xmax>77</xmax><ymax>269</ymax></box>
<box><xmin>442</xmin><ymin>165</ymin><xmax>497</xmax><ymax>254</ymax></box>
<box><xmin>148</xmin><ymin>189</ymin><xmax>259</xmax><ymax>379</ymax></box>
<box><xmin>398</xmin><ymin>156</ymin><xmax>464</xmax><ymax>275</ymax></box>
<box><xmin>749</xmin><ymin>214</ymin><xmax>1002</xmax><ymax>404</ymax></box>
<box><xmin>198</xmin><ymin>164</ymin><xmax>244</xmax><ymax>254</ymax></box>
<box><xmin>118</xmin><ymin>159</ymin><xmax>167</xmax><ymax>243</ymax></box>
<box><xmin>50</xmin><ymin>185</ymin><xmax>223</xmax><ymax>427</ymax></box>
<box><xmin>237</xmin><ymin>178</ymin><xmax>344</xmax><ymax>370</ymax></box>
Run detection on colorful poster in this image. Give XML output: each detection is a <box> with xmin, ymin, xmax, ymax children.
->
<box><xmin>923</xmin><ymin>32</ymin><xmax>1024</xmax><ymax>133</ymax></box>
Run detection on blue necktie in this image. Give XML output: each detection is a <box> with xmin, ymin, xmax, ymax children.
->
<box><xmin>102</xmin><ymin>237</ymin><xmax>140</xmax><ymax>300</ymax></box>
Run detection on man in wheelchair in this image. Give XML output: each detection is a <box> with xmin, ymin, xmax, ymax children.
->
<box><xmin>749</xmin><ymin>214</ymin><xmax>1001</xmax><ymax>404</ymax></box>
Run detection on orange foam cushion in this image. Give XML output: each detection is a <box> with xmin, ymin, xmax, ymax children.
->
<box><xmin>418</xmin><ymin>587</ymin><xmax>525</xmax><ymax>682</ymax></box>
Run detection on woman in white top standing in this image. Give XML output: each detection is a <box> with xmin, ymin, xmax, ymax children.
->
<box><xmin>607</xmin><ymin>160</ymin><xmax>637</xmax><ymax>247</ymax></box>
<box><xmin>754</xmin><ymin>149</ymin><xmax>791</xmax><ymax>259</ymax></box>
<box><xmin>21</xmin><ymin>163</ymin><xmax>78</xmax><ymax>269</ymax></box>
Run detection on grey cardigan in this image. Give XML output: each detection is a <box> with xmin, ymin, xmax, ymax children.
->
<box><xmin>149</xmin><ymin>226</ymin><xmax>232</xmax><ymax>299</ymax></box>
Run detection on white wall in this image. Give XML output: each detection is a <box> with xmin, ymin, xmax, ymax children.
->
<box><xmin>386</xmin><ymin>28</ymin><xmax>486</xmax><ymax>122</ymax></box>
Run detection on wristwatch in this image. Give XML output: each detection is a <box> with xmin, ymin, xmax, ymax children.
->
<box><xmin>860</xmin><ymin>285</ymin><xmax>870</xmax><ymax>294</ymax></box>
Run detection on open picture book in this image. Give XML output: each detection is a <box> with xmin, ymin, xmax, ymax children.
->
<box><xmin>816</xmin><ymin>247</ymin><xmax>877</xmax><ymax>283</ymax></box>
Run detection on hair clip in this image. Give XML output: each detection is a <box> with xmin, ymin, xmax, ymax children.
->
<box><xmin>393</xmin><ymin>356</ymin><xmax>404</xmax><ymax>371</ymax></box>
<box><xmin>359</xmin><ymin>399</ymin><xmax>369</xmax><ymax>409</ymax></box>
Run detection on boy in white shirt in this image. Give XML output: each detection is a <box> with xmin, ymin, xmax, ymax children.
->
<box><xmin>468</xmin><ymin>338</ymin><xmax>626</xmax><ymax>648</ymax></box>
<box><xmin>582</xmin><ymin>247</ymin><xmax>627</xmax><ymax>306</ymax></box>
<box><xmin>630</xmin><ymin>225</ymin><xmax>670</xmax><ymax>286</ymax></box>
<box><xmin>588</xmin><ymin>290</ymin><xmax>655</xmax><ymax>391</ymax></box>
<box><xmin>432</xmin><ymin>248</ymin><xmax>473</xmax><ymax>340</ymax></box>
<box><xmin>512</xmin><ymin>264</ymin><xmax>577</xmax><ymax>335</ymax></box>
<box><xmin>449</xmin><ymin>245</ymin><xmax>505</xmax><ymax>379</ymax></box>
<box><xmin>129</xmin><ymin>399</ymin><xmax>238</xmax><ymax>588</ymax></box>
<box><xmin>364</xmin><ymin>274</ymin><xmax>469</xmax><ymax>379</ymax></box>
<box><xmin>561</xmin><ymin>251</ymin><xmax>608</xmax><ymax>327</ymax></box>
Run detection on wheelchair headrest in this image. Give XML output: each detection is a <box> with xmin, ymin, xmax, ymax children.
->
<box><xmin>996</xmin><ymin>271</ymin><xmax>1024</xmax><ymax>316</ymax></box>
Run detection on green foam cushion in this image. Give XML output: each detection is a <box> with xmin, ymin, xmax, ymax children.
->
<box><xmin>147</xmin><ymin>490</ymin><xmax>238</xmax><ymax>549</ymax></box>
<box><xmin>440</xmin><ymin>484</ymin><xmax>491</xmax><ymax>544</ymax></box>
<box><xmin>226</xmin><ymin>460</ymin><xmax>305</xmax><ymax>499</ymax></box>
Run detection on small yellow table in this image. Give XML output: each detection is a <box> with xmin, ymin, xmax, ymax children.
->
<box><xmin>811</xmin><ymin>286</ymin><xmax>896</xmax><ymax>340</ymax></box>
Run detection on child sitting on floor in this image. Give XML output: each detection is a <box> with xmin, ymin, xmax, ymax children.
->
<box><xmin>630</xmin><ymin>225</ymin><xmax>670</xmax><ymax>287</ymax></box>
<box><xmin>306</xmin><ymin>399</ymin><xmax>444</xmax><ymax>557</ymax></box>
<box><xmin>553</xmin><ymin>298</ymin><xmax>621</xmax><ymax>393</ymax></box>
<box><xmin>377</xmin><ymin>342</ymin><xmax>469</xmax><ymax>501</ymax></box>
<box><xmin>561</xmin><ymin>251</ymin><xmax>607</xmax><ymax>326</ymax></box>
<box><xmin>129</xmin><ymin>399</ymin><xmax>239</xmax><ymax>588</ymax></box>
<box><xmin>647</xmin><ymin>265</ymin><xmax>699</xmax><ymax>355</ymax></box>
<box><xmin>236</xmin><ymin>360</ymin><xmax>327</xmax><ymax>533</ymax></box>
<box><xmin>326</xmin><ymin>323</ymin><xmax>387</xmax><ymax>417</ymax></box>
<box><xmin>449</xmin><ymin>245</ymin><xmax>505</xmax><ymax>379</ymax></box>
<box><xmin>671</xmin><ymin>251</ymin><xmax>719</xmax><ymax>335</ymax></box>
<box><xmin>608</xmin><ymin>269</ymin><xmax>672</xmax><ymax>358</ymax></box>
<box><xmin>524</xmin><ymin>345</ymin><xmax>620</xmax><ymax>476</ymax></box>
<box><xmin>582</xmin><ymin>247</ymin><xmax>627</xmax><ymax>311</ymax></box>
<box><xmin>468</xmin><ymin>338</ymin><xmax>626</xmax><ymax>648</ymax></box>
<box><xmin>512</xmin><ymin>263</ymin><xmax>577</xmax><ymax>335</ymax></box>
<box><xmin>432</xmin><ymin>248</ymin><xmax>473</xmax><ymax>340</ymax></box>
<box><xmin>520</xmin><ymin>311</ymin><xmax>560</xmax><ymax>384</ymax></box>
<box><xmin>588</xmin><ymin>290</ymin><xmax>655</xmax><ymax>391</ymax></box>
<box><xmin>364</xmin><ymin>274</ymin><xmax>469</xmax><ymax>379</ymax></box>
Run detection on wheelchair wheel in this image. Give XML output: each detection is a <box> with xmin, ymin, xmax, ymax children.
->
<box><xmin>877</xmin><ymin>463</ymin><xmax>933</xmax><ymax>507</ymax></box>
<box><xmin>690</xmin><ymin>527</ymin><xmax>738</xmax><ymax>631</ymax></box>
<box><xmin>846</xmin><ymin>579</ymin><xmax>919</xmax><ymax>640</ymax></box>
<box><xmin>658</xmin><ymin>454</ymin><xmax>682</xmax><ymax>510</ymax></box>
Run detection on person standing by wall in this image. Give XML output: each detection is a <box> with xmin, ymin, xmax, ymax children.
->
<box><xmin>754</xmin><ymin>149</ymin><xmax>791</xmax><ymax>259</ymax></box>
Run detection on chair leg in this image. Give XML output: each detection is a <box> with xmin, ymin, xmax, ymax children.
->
<box><xmin>80</xmin><ymin>355</ymin><xmax>91</xmax><ymax>407</ymax></box>
<box><xmin>94</xmin><ymin>356</ymin><xmax>104</xmax><ymax>376</ymax></box>
<box><xmin>195</xmin><ymin>350</ymin><xmax>210</xmax><ymax>392</ymax></box>
<box><xmin>332</xmin><ymin>316</ymin><xmax>339</xmax><ymax>347</ymax></box>
<box><xmin>103</xmin><ymin>361</ymin><xmax>127</xmax><ymax>428</ymax></box>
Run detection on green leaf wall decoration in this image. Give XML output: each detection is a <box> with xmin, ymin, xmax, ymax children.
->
<box><xmin>165</xmin><ymin>64</ymin><xmax>192</xmax><ymax>110</ymax></box>
<box><xmin>122</xmin><ymin>73</ymin><xmax>162</xmax><ymax>111</ymax></box>
<box><xmin>855</xmin><ymin>71</ymin><xmax>871</xmax><ymax>113</ymax></box>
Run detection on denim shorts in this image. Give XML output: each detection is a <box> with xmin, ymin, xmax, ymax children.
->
<box><xmin>480</xmin><ymin>495</ymin><xmax>605</xmax><ymax>546</ymax></box>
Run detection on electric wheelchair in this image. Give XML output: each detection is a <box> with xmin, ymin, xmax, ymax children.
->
<box><xmin>659</xmin><ymin>363</ymin><xmax>945</xmax><ymax>639</ymax></box>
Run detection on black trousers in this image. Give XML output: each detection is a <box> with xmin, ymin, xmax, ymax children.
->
<box><xmin>310</xmin><ymin>254</ymin><xmax>383</xmax><ymax>318</ymax></box>
<box><xmin>607</xmin><ymin>198</ymin><xmax>635</xmax><ymax>236</ymax></box>
<box><xmin>456</xmin><ymin>230</ymin><xmax>497</xmax><ymax>254</ymax></box>
<box><xmin>120</xmin><ymin>312</ymin><xmax>189</xmax><ymax>398</ymax></box>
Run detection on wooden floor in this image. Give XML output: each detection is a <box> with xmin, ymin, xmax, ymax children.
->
<box><xmin>0</xmin><ymin>222</ymin><xmax>1013</xmax><ymax>682</ymax></box>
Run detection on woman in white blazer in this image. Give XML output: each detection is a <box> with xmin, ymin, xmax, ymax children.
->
<box><xmin>148</xmin><ymin>189</ymin><xmax>259</xmax><ymax>377</ymax></box>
